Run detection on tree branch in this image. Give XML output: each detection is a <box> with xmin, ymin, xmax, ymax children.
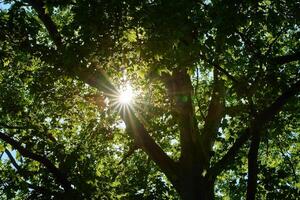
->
<box><xmin>265</xmin><ymin>27</ymin><xmax>288</xmax><ymax>56</ymax></box>
<box><xmin>5</xmin><ymin>149</ymin><xmax>21</xmax><ymax>171</ymax></box>
<box><xmin>246</xmin><ymin>135</ymin><xmax>261</xmax><ymax>200</ymax></box>
<box><xmin>121</xmin><ymin>108</ymin><xmax>178</xmax><ymax>181</ymax></box>
<box><xmin>211</xmin><ymin>79</ymin><xmax>300</xmax><ymax>177</ymax></box>
<box><xmin>118</xmin><ymin>144</ymin><xmax>138</xmax><ymax>165</ymax></box>
<box><xmin>194</xmin><ymin>67</ymin><xmax>206</xmax><ymax>120</ymax></box>
<box><xmin>236</xmin><ymin>31</ymin><xmax>262</xmax><ymax>60</ymax></box>
<box><xmin>269</xmin><ymin>51</ymin><xmax>300</xmax><ymax>65</ymax></box>
<box><xmin>26</xmin><ymin>0</ymin><xmax>63</xmax><ymax>48</ymax></box>
<box><xmin>5</xmin><ymin>149</ymin><xmax>55</xmax><ymax>196</ymax></box>
<box><xmin>225</xmin><ymin>105</ymin><xmax>249</xmax><ymax>117</ymax></box>
<box><xmin>201</xmin><ymin>70</ymin><xmax>225</xmax><ymax>163</ymax></box>
<box><xmin>0</xmin><ymin>132</ymin><xmax>72</xmax><ymax>191</ymax></box>
<box><xmin>213</xmin><ymin>64</ymin><xmax>239</xmax><ymax>84</ymax></box>
<box><xmin>164</xmin><ymin>69</ymin><xmax>202</xmax><ymax>165</ymax></box>
<box><xmin>199</xmin><ymin>53</ymin><xmax>239</xmax><ymax>84</ymax></box>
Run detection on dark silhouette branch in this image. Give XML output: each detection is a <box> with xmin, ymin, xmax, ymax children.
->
<box><xmin>164</xmin><ymin>69</ymin><xmax>202</xmax><ymax>166</ymax></box>
<box><xmin>236</xmin><ymin>31</ymin><xmax>262</xmax><ymax>59</ymax></box>
<box><xmin>5</xmin><ymin>149</ymin><xmax>21</xmax><ymax>171</ymax></box>
<box><xmin>265</xmin><ymin>27</ymin><xmax>288</xmax><ymax>56</ymax></box>
<box><xmin>213</xmin><ymin>64</ymin><xmax>238</xmax><ymax>84</ymax></box>
<box><xmin>210</xmin><ymin>129</ymin><xmax>249</xmax><ymax>177</ymax></box>
<box><xmin>118</xmin><ymin>144</ymin><xmax>138</xmax><ymax>165</ymax></box>
<box><xmin>194</xmin><ymin>67</ymin><xmax>206</xmax><ymax>120</ymax></box>
<box><xmin>201</xmin><ymin>70</ymin><xmax>225</xmax><ymax>163</ymax></box>
<box><xmin>199</xmin><ymin>53</ymin><xmax>239</xmax><ymax>84</ymax></box>
<box><xmin>5</xmin><ymin>149</ymin><xmax>54</xmax><ymax>196</ymax></box>
<box><xmin>26</xmin><ymin>0</ymin><xmax>63</xmax><ymax>48</ymax></box>
<box><xmin>121</xmin><ymin>108</ymin><xmax>178</xmax><ymax>183</ymax></box>
<box><xmin>0</xmin><ymin>132</ymin><xmax>72</xmax><ymax>191</ymax></box>
<box><xmin>269</xmin><ymin>51</ymin><xmax>300</xmax><ymax>65</ymax></box>
<box><xmin>211</xmin><ymin>79</ymin><xmax>300</xmax><ymax>177</ymax></box>
<box><xmin>246</xmin><ymin>135</ymin><xmax>261</xmax><ymax>200</ymax></box>
<box><xmin>225</xmin><ymin>105</ymin><xmax>249</xmax><ymax>117</ymax></box>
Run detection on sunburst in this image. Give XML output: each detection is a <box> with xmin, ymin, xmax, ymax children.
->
<box><xmin>118</xmin><ymin>85</ymin><xmax>134</xmax><ymax>105</ymax></box>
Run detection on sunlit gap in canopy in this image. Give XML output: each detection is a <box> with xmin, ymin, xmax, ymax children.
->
<box><xmin>111</xmin><ymin>80</ymin><xmax>152</xmax><ymax>134</ymax></box>
<box><xmin>110</xmin><ymin>68</ymin><xmax>147</xmax><ymax>128</ymax></box>
<box><xmin>118</xmin><ymin>84</ymin><xmax>134</xmax><ymax>105</ymax></box>
<box><xmin>111</xmin><ymin>67</ymin><xmax>136</xmax><ymax>112</ymax></box>
<box><xmin>110</xmin><ymin>82</ymin><xmax>136</xmax><ymax>114</ymax></box>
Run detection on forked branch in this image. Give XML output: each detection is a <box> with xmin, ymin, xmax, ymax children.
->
<box><xmin>211</xmin><ymin>79</ymin><xmax>300</xmax><ymax>177</ymax></box>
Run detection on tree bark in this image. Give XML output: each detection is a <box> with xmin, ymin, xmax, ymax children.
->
<box><xmin>176</xmin><ymin>172</ymin><xmax>215</xmax><ymax>200</ymax></box>
<box><xmin>201</xmin><ymin>70</ymin><xmax>225</xmax><ymax>164</ymax></box>
<box><xmin>246</xmin><ymin>135</ymin><xmax>261</xmax><ymax>200</ymax></box>
<box><xmin>164</xmin><ymin>69</ymin><xmax>202</xmax><ymax>166</ymax></box>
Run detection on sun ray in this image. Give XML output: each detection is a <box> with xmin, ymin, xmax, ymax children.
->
<box><xmin>118</xmin><ymin>85</ymin><xmax>134</xmax><ymax>105</ymax></box>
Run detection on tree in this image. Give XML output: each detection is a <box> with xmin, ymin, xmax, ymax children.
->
<box><xmin>0</xmin><ymin>0</ymin><xmax>299</xmax><ymax>199</ymax></box>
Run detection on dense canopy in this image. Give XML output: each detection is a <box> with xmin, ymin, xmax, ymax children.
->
<box><xmin>0</xmin><ymin>0</ymin><xmax>299</xmax><ymax>199</ymax></box>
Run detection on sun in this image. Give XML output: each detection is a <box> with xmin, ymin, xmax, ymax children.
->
<box><xmin>118</xmin><ymin>85</ymin><xmax>134</xmax><ymax>105</ymax></box>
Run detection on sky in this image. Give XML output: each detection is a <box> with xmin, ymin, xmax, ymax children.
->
<box><xmin>0</xmin><ymin>1</ymin><xmax>11</xmax><ymax>10</ymax></box>
<box><xmin>1</xmin><ymin>149</ymin><xmax>17</xmax><ymax>164</ymax></box>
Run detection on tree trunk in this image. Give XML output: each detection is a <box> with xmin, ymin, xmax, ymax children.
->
<box><xmin>175</xmin><ymin>170</ymin><xmax>215</xmax><ymax>200</ymax></box>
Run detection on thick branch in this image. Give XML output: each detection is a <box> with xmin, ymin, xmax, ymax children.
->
<box><xmin>26</xmin><ymin>0</ymin><xmax>63</xmax><ymax>48</ymax></box>
<box><xmin>5</xmin><ymin>149</ymin><xmax>55</xmax><ymax>196</ymax></box>
<box><xmin>164</xmin><ymin>69</ymin><xmax>201</xmax><ymax>165</ymax></box>
<box><xmin>194</xmin><ymin>67</ymin><xmax>206</xmax><ymax>120</ymax></box>
<box><xmin>211</xmin><ymin>79</ymin><xmax>300</xmax><ymax>177</ymax></box>
<box><xmin>246</xmin><ymin>135</ymin><xmax>261</xmax><ymax>200</ymax></box>
<box><xmin>210</xmin><ymin>129</ymin><xmax>249</xmax><ymax>177</ymax></box>
<box><xmin>269</xmin><ymin>51</ymin><xmax>300</xmax><ymax>65</ymax></box>
<box><xmin>74</xmin><ymin>66</ymin><xmax>118</xmax><ymax>97</ymax></box>
<box><xmin>0</xmin><ymin>132</ymin><xmax>71</xmax><ymax>191</ymax></box>
<box><xmin>26</xmin><ymin>0</ymin><xmax>117</xmax><ymax>96</ymax></box>
<box><xmin>121</xmin><ymin>108</ymin><xmax>177</xmax><ymax>182</ymax></box>
<box><xmin>201</xmin><ymin>70</ymin><xmax>225</xmax><ymax>163</ymax></box>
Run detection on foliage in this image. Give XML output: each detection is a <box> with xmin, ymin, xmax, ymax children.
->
<box><xmin>0</xmin><ymin>0</ymin><xmax>299</xmax><ymax>199</ymax></box>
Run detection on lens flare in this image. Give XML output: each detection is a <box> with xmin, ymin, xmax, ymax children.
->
<box><xmin>118</xmin><ymin>85</ymin><xmax>133</xmax><ymax>104</ymax></box>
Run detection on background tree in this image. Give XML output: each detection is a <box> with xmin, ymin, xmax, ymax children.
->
<box><xmin>0</xmin><ymin>0</ymin><xmax>299</xmax><ymax>199</ymax></box>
